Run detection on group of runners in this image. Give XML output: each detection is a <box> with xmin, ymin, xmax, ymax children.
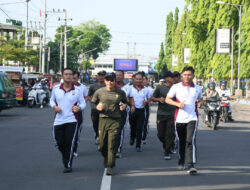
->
<box><xmin>50</xmin><ymin>66</ymin><xmax>205</xmax><ymax>176</ymax></box>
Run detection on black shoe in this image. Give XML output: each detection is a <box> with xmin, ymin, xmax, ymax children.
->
<box><xmin>228</xmin><ymin>117</ymin><xmax>234</xmax><ymax>122</ymax></box>
<box><xmin>106</xmin><ymin>167</ymin><xmax>113</xmax><ymax>176</ymax></box>
<box><xmin>164</xmin><ymin>153</ymin><xmax>171</xmax><ymax>160</ymax></box>
<box><xmin>178</xmin><ymin>164</ymin><xmax>185</xmax><ymax>171</ymax></box>
<box><xmin>63</xmin><ymin>167</ymin><xmax>72</xmax><ymax>173</ymax></box>
<box><xmin>130</xmin><ymin>139</ymin><xmax>135</xmax><ymax>146</ymax></box>
<box><xmin>136</xmin><ymin>147</ymin><xmax>142</xmax><ymax>152</ymax></box>
<box><xmin>187</xmin><ymin>164</ymin><xmax>197</xmax><ymax>175</ymax></box>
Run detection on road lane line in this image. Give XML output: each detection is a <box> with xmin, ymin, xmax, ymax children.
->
<box><xmin>100</xmin><ymin>168</ymin><xmax>112</xmax><ymax>190</ymax></box>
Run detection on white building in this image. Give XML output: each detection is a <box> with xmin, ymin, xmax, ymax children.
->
<box><xmin>92</xmin><ymin>53</ymin><xmax>156</xmax><ymax>76</ymax></box>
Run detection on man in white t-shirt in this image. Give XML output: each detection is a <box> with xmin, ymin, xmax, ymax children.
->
<box><xmin>166</xmin><ymin>66</ymin><xmax>203</xmax><ymax>175</ymax></box>
<box><xmin>142</xmin><ymin>75</ymin><xmax>154</xmax><ymax>144</ymax></box>
<box><xmin>216</xmin><ymin>80</ymin><xmax>234</xmax><ymax>121</ymax></box>
<box><xmin>72</xmin><ymin>71</ymin><xmax>88</xmax><ymax>157</ymax></box>
<box><xmin>50</xmin><ymin>68</ymin><xmax>86</xmax><ymax>173</ymax></box>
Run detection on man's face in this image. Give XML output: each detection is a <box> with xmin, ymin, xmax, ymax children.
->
<box><xmin>165</xmin><ymin>77</ymin><xmax>174</xmax><ymax>85</ymax></box>
<box><xmin>73</xmin><ymin>74</ymin><xmax>79</xmax><ymax>85</ymax></box>
<box><xmin>135</xmin><ymin>74</ymin><xmax>143</xmax><ymax>86</ymax></box>
<box><xmin>62</xmin><ymin>69</ymin><xmax>73</xmax><ymax>83</ymax></box>
<box><xmin>105</xmin><ymin>78</ymin><xmax>115</xmax><ymax>89</ymax></box>
<box><xmin>220</xmin><ymin>85</ymin><xmax>226</xmax><ymax>90</ymax></box>
<box><xmin>182</xmin><ymin>71</ymin><xmax>194</xmax><ymax>84</ymax></box>
<box><xmin>209</xmin><ymin>84</ymin><xmax>215</xmax><ymax>90</ymax></box>
<box><xmin>97</xmin><ymin>74</ymin><xmax>105</xmax><ymax>83</ymax></box>
<box><xmin>116</xmin><ymin>71</ymin><xmax>124</xmax><ymax>83</ymax></box>
<box><xmin>173</xmin><ymin>77</ymin><xmax>180</xmax><ymax>84</ymax></box>
<box><xmin>197</xmin><ymin>81</ymin><xmax>201</xmax><ymax>86</ymax></box>
<box><xmin>143</xmin><ymin>77</ymin><xmax>148</xmax><ymax>86</ymax></box>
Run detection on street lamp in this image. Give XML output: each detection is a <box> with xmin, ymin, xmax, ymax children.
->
<box><xmin>216</xmin><ymin>1</ymin><xmax>243</xmax><ymax>91</ymax></box>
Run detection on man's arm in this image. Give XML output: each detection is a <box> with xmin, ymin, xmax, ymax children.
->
<box><xmin>165</xmin><ymin>97</ymin><xmax>185</xmax><ymax>108</ymax></box>
<box><xmin>50</xmin><ymin>88</ymin><xmax>61</xmax><ymax>113</ymax></box>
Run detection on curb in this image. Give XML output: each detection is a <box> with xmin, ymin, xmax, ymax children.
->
<box><xmin>236</xmin><ymin>99</ymin><xmax>250</xmax><ymax>106</ymax></box>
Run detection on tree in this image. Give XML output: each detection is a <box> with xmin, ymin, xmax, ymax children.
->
<box><xmin>165</xmin><ymin>12</ymin><xmax>174</xmax><ymax>70</ymax></box>
<box><xmin>156</xmin><ymin>42</ymin><xmax>167</xmax><ymax>77</ymax></box>
<box><xmin>48</xmin><ymin>20</ymin><xmax>112</xmax><ymax>73</ymax></box>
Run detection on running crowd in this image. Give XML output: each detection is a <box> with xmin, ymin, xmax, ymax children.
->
<box><xmin>50</xmin><ymin>66</ymin><xmax>234</xmax><ymax>176</ymax></box>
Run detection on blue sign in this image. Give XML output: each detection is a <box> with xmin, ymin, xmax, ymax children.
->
<box><xmin>114</xmin><ymin>59</ymin><xmax>138</xmax><ymax>71</ymax></box>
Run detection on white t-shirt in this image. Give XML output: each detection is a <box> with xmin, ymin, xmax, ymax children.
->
<box><xmin>167</xmin><ymin>82</ymin><xmax>203</xmax><ymax>123</ymax></box>
<box><xmin>75</xmin><ymin>83</ymin><xmax>88</xmax><ymax>97</ymax></box>
<box><xmin>121</xmin><ymin>83</ymin><xmax>131</xmax><ymax>98</ymax></box>
<box><xmin>146</xmin><ymin>86</ymin><xmax>154</xmax><ymax>99</ymax></box>
<box><xmin>216</xmin><ymin>88</ymin><xmax>231</xmax><ymax>97</ymax></box>
<box><xmin>50</xmin><ymin>84</ymin><xmax>86</xmax><ymax>126</ymax></box>
<box><xmin>128</xmin><ymin>85</ymin><xmax>149</xmax><ymax>109</ymax></box>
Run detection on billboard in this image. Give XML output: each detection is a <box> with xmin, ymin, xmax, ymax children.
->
<box><xmin>215</xmin><ymin>29</ymin><xmax>231</xmax><ymax>53</ymax></box>
<box><xmin>183</xmin><ymin>48</ymin><xmax>191</xmax><ymax>63</ymax></box>
<box><xmin>172</xmin><ymin>54</ymin><xmax>178</xmax><ymax>66</ymax></box>
<box><xmin>114</xmin><ymin>59</ymin><xmax>138</xmax><ymax>71</ymax></box>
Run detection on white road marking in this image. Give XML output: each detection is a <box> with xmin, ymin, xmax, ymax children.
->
<box><xmin>100</xmin><ymin>168</ymin><xmax>112</xmax><ymax>190</ymax></box>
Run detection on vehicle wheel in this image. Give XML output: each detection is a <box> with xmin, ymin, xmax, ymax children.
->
<box><xmin>42</xmin><ymin>99</ymin><xmax>47</xmax><ymax>107</ymax></box>
<box><xmin>28</xmin><ymin>100</ymin><xmax>33</xmax><ymax>108</ymax></box>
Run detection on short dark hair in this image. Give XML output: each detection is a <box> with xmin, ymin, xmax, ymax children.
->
<box><xmin>62</xmin><ymin>68</ymin><xmax>73</xmax><ymax>74</ymax></box>
<box><xmin>134</xmin><ymin>72</ymin><xmax>143</xmax><ymax>78</ymax></box>
<box><xmin>182</xmin><ymin>66</ymin><xmax>195</xmax><ymax>74</ymax></box>
<box><xmin>173</xmin><ymin>71</ymin><xmax>180</xmax><ymax>78</ymax></box>
<box><xmin>116</xmin><ymin>70</ymin><xmax>124</xmax><ymax>75</ymax></box>
<box><xmin>73</xmin><ymin>71</ymin><xmax>80</xmax><ymax>78</ymax></box>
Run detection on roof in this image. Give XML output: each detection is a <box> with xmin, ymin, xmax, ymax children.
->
<box><xmin>0</xmin><ymin>23</ymin><xmax>21</xmax><ymax>31</ymax></box>
<box><xmin>0</xmin><ymin>66</ymin><xmax>24</xmax><ymax>73</ymax></box>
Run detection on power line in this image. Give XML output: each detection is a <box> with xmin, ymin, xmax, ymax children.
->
<box><xmin>0</xmin><ymin>7</ymin><xmax>12</xmax><ymax>19</ymax></box>
<box><xmin>111</xmin><ymin>30</ymin><xmax>165</xmax><ymax>36</ymax></box>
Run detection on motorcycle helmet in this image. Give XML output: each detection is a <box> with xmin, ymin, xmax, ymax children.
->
<box><xmin>208</xmin><ymin>82</ymin><xmax>216</xmax><ymax>90</ymax></box>
<box><xmin>220</xmin><ymin>80</ymin><xmax>227</xmax><ymax>87</ymax></box>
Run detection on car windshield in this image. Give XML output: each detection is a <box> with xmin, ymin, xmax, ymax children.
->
<box><xmin>0</xmin><ymin>76</ymin><xmax>4</xmax><ymax>91</ymax></box>
<box><xmin>2</xmin><ymin>75</ymin><xmax>14</xmax><ymax>88</ymax></box>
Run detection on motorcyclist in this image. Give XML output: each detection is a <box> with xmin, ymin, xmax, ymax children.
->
<box><xmin>203</xmin><ymin>82</ymin><xmax>220</xmax><ymax>123</ymax></box>
<box><xmin>216</xmin><ymin>80</ymin><xmax>234</xmax><ymax>121</ymax></box>
<box><xmin>203</xmin><ymin>82</ymin><xmax>219</xmax><ymax>99</ymax></box>
<box><xmin>33</xmin><ymin>79</ymin><xmax>43</xmax><ymax>108</ymax></box>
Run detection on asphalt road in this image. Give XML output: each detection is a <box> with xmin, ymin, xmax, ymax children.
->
<box><xmin>0</xmin><ymin>102</ymin><xmax>250</xmax><ymax>190</ymax></box>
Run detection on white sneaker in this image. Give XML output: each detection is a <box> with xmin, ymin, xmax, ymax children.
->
<box><xmin>73</xmin><ymin>152</ymin><xmax>78</xmax><ymax>157</ymax></box>
<box><xmin>40</xmin><ymin>105</ymin><xmax>43</xmax><ymax>109</ymax></box>
<box><xmin>95</xmin><ymin>137</ymin><xmax>99</xmax><ymax>145</ymax></box>
<box><xmin>187</xmin><ymin>166</ymin><xmax>197</xmax><ymax>175</ymax></box>
<box><xmin>115</xmin><ymin>152</ymin><xmax>122</xmax><ymax>158</ymax></box>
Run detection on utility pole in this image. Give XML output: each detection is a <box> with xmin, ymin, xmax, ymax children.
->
<box><xmin>39</xmin><ymin>21</ymin><xmax>42</xmax><ymax>72</ymax></box>
<box><xmin>231</xmin><ymin>26</ymin><xmax>234</xmax><ymax>94</ymax></box>
<box><xmin>25</xmin><ymin>0</ymin><xmax>30</xmax><ymax>51</ymax></box>
<box><xmin>134</xmin><ymin>42</ymin><xmax>136</xmax><ymax>58</ymax></box>
<box><xmin>64</xmin><ymin>9</ymin><xmax>67</xmax><ymax>69</ymax></box>
<box><xmin>59</xmin><ymin>31</ymin><xmax>63</xmax><ymax>74</ymax></box>
<box><xmin>237</xmin><ymin>5</ymin><xmax>242</xmax><ymax>90</ymax></box>
<box><xmin>127</xmin><ymin>42</ymin><xmax>129</xmax><ymax>58</ymax></box>
<box><xmin>47</xmin><ymin>47</ymin><xmax>50</xmax><ymax>73</ymax></box>
<box><xmin>41</xmin><ymin>0</ymin><xmax>47</xmax><ymax>74</ymax></box>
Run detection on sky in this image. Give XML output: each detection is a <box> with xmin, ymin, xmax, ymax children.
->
<box><xmin>0</xmin><ymin>0</ymin><xmax>185</xmax><ymax>58</ymax></box>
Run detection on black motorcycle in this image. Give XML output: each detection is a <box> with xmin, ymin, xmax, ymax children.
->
<box><xmin>203</xmin><ymin>97</ymin><xmax>221</xmax><ymax>130</ymax></box>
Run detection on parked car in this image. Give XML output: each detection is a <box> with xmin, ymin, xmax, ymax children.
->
<box><xmin>0</xmin><ymin>72</ymin><xmax>16</xmax><ymax>112</ymax></box>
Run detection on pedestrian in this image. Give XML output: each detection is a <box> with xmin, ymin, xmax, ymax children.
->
<box><xmin>88</xmin><ymin>70</ymin><xmax>106</xmax><ymax>145</ymax></box>
<box><xmin>92</xmin><ymin>72</ymin><xmax>128</xmax><ymax>176</ymax></box>
<box><xmin>142</xmin><ymin>75</ymin><xmax>154</xmax><ymax>144</ymax></box>
<box><xmin>166</xmin><ymin>66</ymin><xmax>203</xmax><ymax>175</ymax></box>
<box><xmin>172</xmin><ymin>71</ymin><xmax>181</xmax><ymax>84</ymax></box>
<box><xmin>115</xmin><ymin>70</ymin><xmax>131</xmax><ymax>158</ymax></box>
<box><xmin>128</xmin><ymin>72</ymin><xmax>150</xmax><ymax>152</ymax></box>
<box><xmin>72</xmin><ymin>71</ymin><xmax>88</xmax><ymax>157</ymax></box>
<box><xmin>50</xmin><ymin>68</ymin><xmax>86</xmax><ymax>173</ymax></box>
<box><xmin>151</xmin><ymin>71</ymin><xmax>176</xmax><ymax>160</ymax></box>
<box><xmin>159</xmin><ymin>79</ymin><xmax>165</xmax><ymax>86</ymax></box>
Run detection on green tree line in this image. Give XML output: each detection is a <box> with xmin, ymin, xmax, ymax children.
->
<box><xmin>156</xmin><ymin>0</ymin><xmax>250</xmax><ymax>79</ymax></box>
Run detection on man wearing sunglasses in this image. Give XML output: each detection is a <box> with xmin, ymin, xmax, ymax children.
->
<box><xmin>92</xmin><ymin>72</ymin><xmax>128</xmax><ymax>176</ymax></box>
